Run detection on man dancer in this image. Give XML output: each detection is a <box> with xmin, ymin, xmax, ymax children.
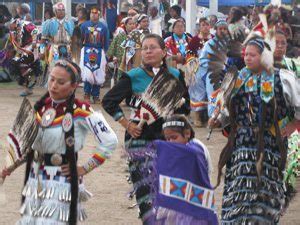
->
<box><xmin>42</xmin><ymin>2</ymin><xmax>74</xmax><ymax>67</ymax></box>
<box><xmin>80</xmin><ymin>6</ymin><xmax>109</xmax><ymax>104</ymax></box>
<box><xmin>9</xmin><ymin>18</ymin><xmax>41</xmax><ymax>96</ymax></box>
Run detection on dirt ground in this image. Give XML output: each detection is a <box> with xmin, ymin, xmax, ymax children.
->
<box><xmin>0</xmin><ymin>83</ymin><xmax>298</xmax><ymax>225</ymax></box>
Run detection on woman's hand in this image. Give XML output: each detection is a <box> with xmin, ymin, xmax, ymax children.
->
<box><xmin>127</xmin><ymin>122</ymin><xmax>142</xmax><ymax>138</ymax></box>
<box><xmin>61</xmin><ymin>164</ymin><xmax>87</xmax><ymax>180</ymax></box>
<box><xmin>113</xmin><ymin>57</ymin><xmax>118</xmax><ymax>64</ymax></box>
<box><xmin>208</xmin><ymin>117</ymin><xmax>221</xmax><ymax>129</ymax></box>
<box><xmin>175</xmin><ymin>54</ymin><xmax>184</xmax><ymax>64</ymax></box>
<box><xmin>119</xmin><ymin>117</ymin><xmax>142</xmax><ymax>138</ymax></box>
<box><xmin>1</xmin><ymin>167</ymin><xmax>11</xmax><ymax>180</ymax></box>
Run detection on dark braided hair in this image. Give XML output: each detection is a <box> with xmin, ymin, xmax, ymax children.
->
<box><xmin>64</xmin><ymin>92</ymin><xmax>78</xmax><ymax>225</ymax></box>
<box><xmin>27</xmin><ymin>60</ymin><xmax>81</xmax><ymax>225</ymax></box>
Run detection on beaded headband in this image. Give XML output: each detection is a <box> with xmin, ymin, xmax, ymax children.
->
<box><xmin>55</xmin><ymin>60</ymin><xmax>80</xmax><ymax>82</ymax></box>
<box><xmin>162</xmin><ymin>121</ymin><xmax>185</xmax><ymax>129</ymax></box>
<box><xmin>137</xmin><ymin>14</ymin><xmax>148</xmax><ymax>23</ymax></box>
<box><xmin>247</xmin><ymin>38</ymin><xmax>265</xmax><ymax>52</ymax></box>
<box><xmin>215</xmin><ymin>19</ymin><xmax>227</xmax><ymax>27</ymax></box>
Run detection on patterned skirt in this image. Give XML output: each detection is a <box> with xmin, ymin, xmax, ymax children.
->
<box><xmin>125</xmin><ymin>136</ymin><xmax>155</xmax><ymax>223</ymax></box>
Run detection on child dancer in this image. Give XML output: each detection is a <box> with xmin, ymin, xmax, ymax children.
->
<box><xmin>153</xmin><ymin>115</ymin><xmax>217</xmax><ymax>225</ymax></box>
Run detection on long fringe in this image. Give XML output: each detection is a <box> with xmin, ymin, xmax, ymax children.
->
<box><xmin>256</xmin><ymin>102</ymin><xmax>267</xmax><ymax>183</ymax></box>
<box><xmin>215</xmin><ymin>98</ymin><xmax>236</xmax><ymax>189</ymax></box>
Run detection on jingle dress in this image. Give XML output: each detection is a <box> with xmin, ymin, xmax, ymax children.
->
<box><xmin>221</xmin><ymin>68</ymin><xmax>295</xmax><ymax>224</ymax></box>
<box><xmin>16</xmin><ymin>98</ymin><xmax>118</xmax><ymax>224</ymax></box>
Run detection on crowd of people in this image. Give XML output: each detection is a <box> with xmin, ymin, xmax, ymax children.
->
<box><xmin>0</xmin><ymin>1</ymin><xmax>300</xmax><ymax>225</ymax></box>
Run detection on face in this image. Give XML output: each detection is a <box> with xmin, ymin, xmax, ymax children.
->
<box><xmin>55</xmin><ymin>9</ymin><xmax>65</xmax><ymax>20</ymax></box>
<box><xmin>48</xmin><ymin>66</ymin><xmax>76</xmax><ymax>101</ymax></box>
<box><xmin>274</xmin><ymin>33</ymin><xmax>287</xmax><ymax>60</ymax></box>
<box><xmin>45</xmin><ymin>11</ymin><xmax>51</xmax><ymax>20</ymax></box>
<box><xmin>77</xmin><ymin>11</ymin><xmax>84</xmax><ymax>20</ymax></box>
<box><xmin>16</xmin><ymin>6</ymin><xmax>22</xmax><ymax>15</ymax></box>
<box><xmin>173</xmin><ymin>21</ymin><xmax>185</xmax><ymax>36</ymax></box>
<box><xmin>90</xmin><ymin>9</ymin><xmax>100</xmax><ymax>22</ymax></box>
<box><xmin>251</xmin><ymin>10</ymin><xmax>259</xmax><ymax>22</ymax></box>
<box><xmin>244</xmin><ymin>45</ymin><xmax>262</xmax><ymax>72</ymax></box>
<box><xmin>209</xmin><ymin>16</ymin><xmax>218</xmax><ymax>26</ymax></box>
<box><xmin>216</xmin><ymin>25</ymin><xmax>228</xmax><ymax>38</ymax></box>
<box><xmin>139</xmin><ymin>18</ymin><xmax>149</xmax><ymax>30</ymax></box>
<box><xmin>141</xmin><ymin>38</ymin><xmax>166</xmax><ymax>67</ymax></box>
<box><xmin>150</xmin><ymin>7</ymin><xmax>158</xmax><ymax>17</ymax></box>
<box><xmin>169</xmin><ymin>8</ymin><xmax>178</xmax><ymax>18</ymax></box>
<box><xmin>200</xmin><ymin>21</ymin><xmax>210</xmax><ymax>35</ymax></box>
<box><xmin>163</xmin><ymin>128</ymin><xmax>190</xmax><ymax>144</ymax></box>
<box><xmin>128</xmin><ymin>9</ymin><xmax>138</xmax><ymax>17</ymax></box>
<box><xmin>125</xmin><ymin>19</ymin><xmax>135</xmax><ymax>33</ymax></box>
<box><xmin>9</xmin><ymin>22</ymin><xmax>17</xmax><ymax>31</ymax></box>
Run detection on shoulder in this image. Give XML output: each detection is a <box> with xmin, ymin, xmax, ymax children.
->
<box><xmin>164</xmin><ymin>36</ymin><xmax>172</xmax><ymax>43</ymax></box>
<box><xmin>127</xmin><ymin>67</ymin><xmax>144</xmax><ymax>78</ymax></box>
<box><xmin>73</xmin><ymin>99</ymin><xmax>93</xmax><ymax>116</ymax></box>
<box><xmin>278</xmin><ymin>68</ymin><xmax>297</xmax><ymax>85</ymax></box>
<box><xmin>100</xmin><ymin>22</ymin><xmax>107</xmax><ymax>29</ymax></box>
<box><xmin>167</xmin><ymin>67</ymin><xmax>180</xmax><ymax>78</ymax></box>
<box><xmin>81</xmin><ymin>21</ymin><xmax>88</xmax><ymax>27</ymax></box>
<box><xmin>188</xmin><ymin>138</ymin><xmax>206</xmax><ymax>150</ymax></box>
<box><xmin>66</xmin><ymin>19</ymin><xmax>74</xmax><ymax>26</ymax></box>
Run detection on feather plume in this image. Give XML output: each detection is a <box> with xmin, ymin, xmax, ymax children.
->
<box><xmin>138</xmin><ymin>72</ymin><xmax>186</xmax><ymax>127</ymax></box>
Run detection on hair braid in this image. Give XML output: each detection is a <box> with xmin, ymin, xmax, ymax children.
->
<box><xmin>64</xmin><ymin>92</ymin><xmax>78</xmax><ymax>225</ymax></box>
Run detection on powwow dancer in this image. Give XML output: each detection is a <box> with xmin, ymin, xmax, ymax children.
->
<box><xmin>80</xmin><ymin>6</ymin><xmax>109</xmax><ymax>104</ymax></box>
<box><xmin>164</xmin><ymin>19</ymin><xmax>191</xmax><ymax>69</ymax></box>
<box><xmin>9</xmin><ymin>18</ymin><xmax>41</xmax><ymax>96</ymax></box>
<box><xmin>188</xmin><ymin>17</ymin><xmax>213</xmax><ymax>57</ymax></box>
<box><xmin>209</xmin><ymin>38</ymin><xmax>298</xmax><ymax>224</ymax></box>
<box><xmin>102</xmin><ymin>34</ymin><xmax>190</xmax><ymax>224</ymax></box>
<box><xmin>188</xmin><ymin>20</ymin><xmax>230</xmax><ymax>127</ymax></box>
<box><xmin>1</xmin><ymin>59</ymin><xmax>118</xmax><ymax>224</ymax></box>
<box><xmin>107</xmin><ymin>17</ymin><xmax>136</xmax><ymax>81</ymax></box>
<box><xmin>272</xmin><ymin>30</ymin><xmax>300</xmax><ymax>208</ymax></box>
<box><xmin>41</xmin><ymin>3</ymin><xmax>74</xmax><ymax>68</ymax></box>
<box><xmin>119</xmin><ymin>14</ymin><xmax>151</xmax><ymax>72</ymax></box>
<box><xmin>152</xmin><ymin>115</ymin><xmax>217</xmax><ymax>225</ymax></box>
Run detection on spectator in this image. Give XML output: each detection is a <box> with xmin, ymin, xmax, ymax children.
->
<box><xmin>208</xmin><ymin>15</ymin><xmax>218</xmax><ymax>35</ymax></box>
<box><xmin>164</xmin><ymin>5</ymin><xmax>181</xmax><ymax>33</ymax></box>
<box><xmin>44</xmin><ymin>8</ymin><xmax>54</xmax><ymax>21</ymax></box>
<box><xmin>189</xmin><ymin>17</ymin><xmax>212</xmax><ymax>57</ymax></box>
<box><xmin>149</xmin><ymin>6</ymin><xmax>163</xmax><ymax>36</ymax></box>
<box><xmin>15</xmin><ymin>3</ymin><xmax>31</xmax><ymax>20</ymax></box>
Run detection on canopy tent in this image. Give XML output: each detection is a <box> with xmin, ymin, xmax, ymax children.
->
<box><xmin>2</xmin><ymin>0</ymin><xmax>97</xmax><ymax>3</ymax></box>
<box><xmin>196</xmin><ymin>0</ymin><xmax>292</xmax><ymax>7</ymax></box>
